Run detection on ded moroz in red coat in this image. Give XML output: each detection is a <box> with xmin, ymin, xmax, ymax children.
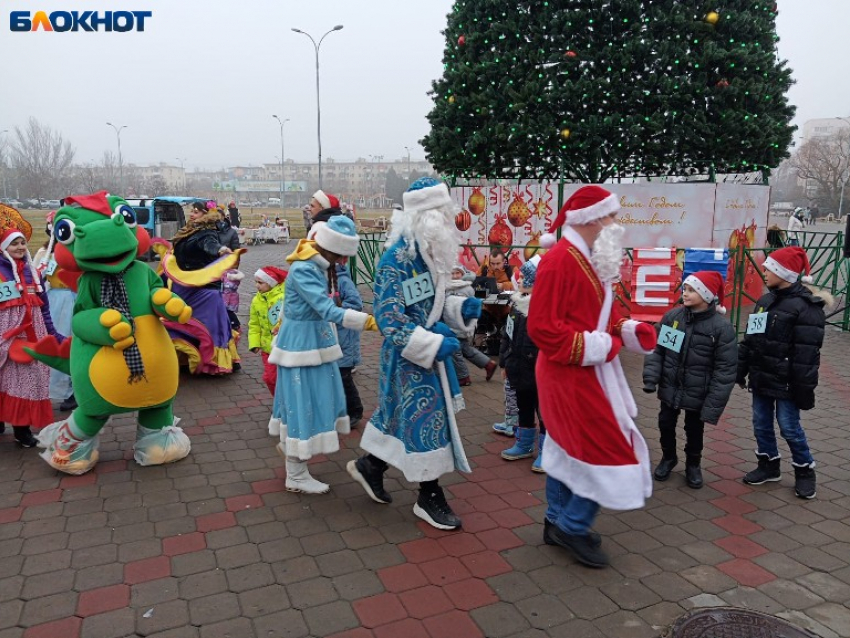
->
<box><xmin>527</xmin><ymin>226</ymin><xmax>653</xmax><ymax>510</ymax></box>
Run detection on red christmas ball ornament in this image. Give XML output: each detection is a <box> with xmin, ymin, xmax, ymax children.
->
<box><xmin>564</xmin><ymin>50</ymin><xmax>577</xmax><ymax>58</ymax></box>
<box><xmin>488</xmin><ymin>213</ymin><xmax>513</xmax><ymax>247</ymax></box>
<box><xmin>716</xmin><ymin>78</ymin><xmax>730</xmax><ymax>88</ymax></box>
<box><xmin>455</xmin><ymin>209</ymin><xmax>471</xmax><ymax>232</ymax></box>
<box><xmin>458</xmin><ymin>35</ymin><xmax>465</xmax><ymax>46</ymax></box>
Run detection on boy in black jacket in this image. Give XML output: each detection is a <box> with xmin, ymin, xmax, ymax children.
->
<box><xmin>738</xmin><ymin>247</ymin><xmax>831</xmax><ymax>499</ymax></box>
<box><xmin>643</xmin><ymin>271</ymin><xmax>738</xmax><ymax>488</ymax></box>
<box><xmin>499</xmin><ymin>258</ymin><xmax>545</xmax><ymax>472</ymax></box>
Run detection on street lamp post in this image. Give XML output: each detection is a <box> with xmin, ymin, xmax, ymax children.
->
<box><xmin>272</xmin><ymin>115</ymin><xmax>289</xmax><ymax>209</ymax></box>
<box><xmin>175</xmin><ymin>157</ymin><xmax>187</xmax><ymax>195</ymax></box>
<box><xmin>291</xmin><ymin>25</ymin><xmax>343</xmax><ymax>190</ymax></box>
<box><xmin>404</xmin><ymin>146</ymin><xmax>412</xmax><ymax>185</ymax></box>
<box><xmin>0</xmin><ymin>130</ymin><xmax>8</xmax><ymax>199</ymax></box>
<box><xmin>106</xmin><ymin>122</ymin><xmax>127</xmax><ymax>194</ymax></box>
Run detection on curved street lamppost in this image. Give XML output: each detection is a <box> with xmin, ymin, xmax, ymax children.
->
<box><xmin>175</xmin><ymin>157</ymin><xmax>187</xmax><ymax>195</ymax></box>
<box><xmin>404</xmin><ymin>146</ymin><xmax>412</xmax><ymax>185</ymax></box>
<box><xmin>0</xmin><ymin>130</ymin><xmax>8</xmax><ymax>199</ymax></box>
<box><xmin>835</xmin><ymin>117</ymin><xmax>850</xmax><ymax>220</ymax></box>
<box><xmin>291</xmin><ymin>25</ymin><xmax>343</xmax><ymax>190</ymax></box>
<box><xmin>106</xmin><ymin>122</ymin><xmax>127</xmax><ymax>195</ymax></box>
<box><xmin>272</xmin><ymin>115</ymin><xmax>290</xmax><ymax>209</ymax></box>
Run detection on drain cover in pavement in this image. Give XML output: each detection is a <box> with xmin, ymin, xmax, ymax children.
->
<box><xmin>671</xmin><ymin>608</ymin><xmax>820</xmax><ymax>638</ymax></box>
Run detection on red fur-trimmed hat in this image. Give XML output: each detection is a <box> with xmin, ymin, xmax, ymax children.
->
<box><xmin>312</xmin><ymin>190</ymin><xmax>340</xmax><ymax>210</ymax></box>
<box><xmin>683</xmin><ymin>270</ymin><xmax>726</xmax><ymax>314</ymax></box>
<box><xmin>540</xmin><ymin>185</ymin><xmax>619</xmax><ymax>248</ymax></box>
<box><xmin>763</xmin><ymin>246</ymin><xmax>813</xmax><ymax>284</ymax></box>
<box><xmin>255</xmin><ymin>266</ymin><xmax>288</xmax><ymax>287</ymax></box>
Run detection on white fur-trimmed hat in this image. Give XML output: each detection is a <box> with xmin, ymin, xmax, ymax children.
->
<box><xmin>315</xmin><ymin>215</ymin><xmax>360</xmax><ymax>256</ymax></box>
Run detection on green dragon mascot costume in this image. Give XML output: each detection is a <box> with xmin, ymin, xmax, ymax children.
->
<box><xmin>26</xmin><ymin>191</ymin><xmax>194</xmax><ymax>474</ymax></box>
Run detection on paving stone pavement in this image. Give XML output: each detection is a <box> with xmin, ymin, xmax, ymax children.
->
<box><xmin>1</xmin><ymin>242</ymin><xmax>849</xmax><ymax>638</ymax></box>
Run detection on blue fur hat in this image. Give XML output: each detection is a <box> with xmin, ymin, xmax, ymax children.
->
<box><xmin>403</xmin><ymin>177</ymin><xmax>453</xmax><ymax>212</ymax></box>
<box><xmin>520</xmin><ymin>257</ymin><xmax>540</xmax><ymax>288</ymax></box>
<box><xmin>315</xmin><ymin>215</ymin><xmax>359</xmax><ymax>256</ymax></box>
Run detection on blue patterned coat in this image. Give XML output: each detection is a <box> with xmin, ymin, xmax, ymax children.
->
<box><xmin>360</xmin><ymin>239</ymin><xmax>460</xmax><ymax>482</ymax></box>
<box><xmin>268</xmin><ymin>240</ymin><xmax>369</xmax><ymax>460</ymax></box>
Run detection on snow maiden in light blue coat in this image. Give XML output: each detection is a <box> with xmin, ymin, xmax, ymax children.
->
<box><xmin>347</xmin><ymin>178</ymin><xmax>482</xmax><ymax>531</ymax></box>
<box><xmin>268</xmin><ymin>216</ymin><xmax>376</xmax><ymax>494</ymax></box>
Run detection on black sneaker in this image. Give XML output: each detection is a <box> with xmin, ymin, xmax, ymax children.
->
<box><xmin>14</xmin><ymin>427</ymin><xmax>38</xmax><ymax>448</ymax></box>
<box><xmin>544</xmin><ymin>518</ymin><xmax>601</xmax><ymax>548</ymax></box>
<box><xmin>413</xmin><ymin>485</ymin><xmax>461</xmax><ymax>530</ymax></box>
<box><xmin>544</xmin><ymin>522</ymin><xmax>609</xmax><ymax>568</ymax></box>
<box><xmin>59</xmin><ymin>394</ymin><xmax>77</xmax><ymax>412</ymax></box>
<box><xmin>347</xmin><ymin>456</ymin><xmax>392</xmax><ymax>504</ymax></box>
<box><xmin>793</xmin><ymin>465</ymin><xmax>816</xmax><ymax>500</ymax></box>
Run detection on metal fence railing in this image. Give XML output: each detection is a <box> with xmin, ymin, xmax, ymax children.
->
<box><xmin>351</xmin><ymin>231</ymin><xmax>850</xmax><ymax>332</ymax></box>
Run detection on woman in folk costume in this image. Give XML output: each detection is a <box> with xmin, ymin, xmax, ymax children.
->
<box><xmin>0</xmin><ymin>206</ymin><xmax>64</xmax><ymax>446</ymax></box>
<box><xmin>528</xmin><ymin>186</ymin><xmax>657</xmax><ymax>568</ymax></box>
<box><xmin>268</xmin><ymin>215</ymin><xmax>377</xmax><ymax>495</ymax></box>
<box><xmin>160</xmin><ymin>202</ymin><xmax>243</xmax><ymax>374</ymax></box>
<box><xmin>348</xmin><ymin>178</ymin><xmax>481</xmax><ymax>531</ymax></box>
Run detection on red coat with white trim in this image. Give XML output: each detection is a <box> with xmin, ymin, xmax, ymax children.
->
<box><xmin>527</xmin><ymin>227</ymin><xmax>653</xmax><ymax>510</ymax></box>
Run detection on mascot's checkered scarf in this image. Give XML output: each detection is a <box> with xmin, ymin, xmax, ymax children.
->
<box><xmin>101</xmin><ymin>268</ymin><xmax>145</xmax><ymax>383</ymax></box>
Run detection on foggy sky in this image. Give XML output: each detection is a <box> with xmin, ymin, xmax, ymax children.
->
<box><xmin>2</xmin><ymin>1</ymin><xmax>846</xmax><ymax>170</ymax></box>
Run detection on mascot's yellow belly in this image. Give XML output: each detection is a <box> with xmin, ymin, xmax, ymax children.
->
<box><xmin>90</xmin><ymin>315</ymin><xmax>179</xmax><ymax>409</ymax></box>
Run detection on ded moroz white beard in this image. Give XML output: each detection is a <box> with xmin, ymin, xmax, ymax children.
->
<box><xmin>590</xmin><ymin>223</ymin><xmax>625</xmax><ymax>283</ymax></box>
<box><xmin>388</xmin><ymin>204</ymin><xmax>460</xmax><ymax>278</ymax></box>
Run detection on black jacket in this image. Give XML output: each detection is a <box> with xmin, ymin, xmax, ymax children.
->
<box><xmin>643</xmin><ymin>304</ymin><xmax>738</xmax><ymax>424</ymax></box>
<box><xmin>173</xmin><ymin>228</ymin><xmax>223</xmax><ymax>277</ymax></box>
<box><xmin>499</xmin><ymin>293</ymin><xmax>538</xmax><ymax>391</ymax></box>
<box><xmin>217</xmin><ymin>219</ymin><xmax>240</xmax><ymax>251</ymax></box>
<box><xmin>311</xmin><ymin>207</ymin><xmax>343</xmax><ymax>227</ymax></box>
<box><xmin>737</xmin><ymin>282</ymin><xmax>827</xmax><ymax>410</ymax></box>
<box><xmin>227</xmin><ymin>206</ymin><xmax>241</xmax><ymax>227</ymax></box>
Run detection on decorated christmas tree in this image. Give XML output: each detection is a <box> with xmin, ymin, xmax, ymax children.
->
<box><xmin>422</xmin><ymin>1</ymin><xmax>796</xmax><ymax>182</ymax></box>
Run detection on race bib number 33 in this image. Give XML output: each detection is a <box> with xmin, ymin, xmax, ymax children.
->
<box><xmin>0</xmin><ymin>281</ymin><xmax>21</xmax><ymax>302</ymax></box>
<box><xmin>402</xmin><ymin>272</ymin><xmax>435</xmax><ymax>306</ymax></box>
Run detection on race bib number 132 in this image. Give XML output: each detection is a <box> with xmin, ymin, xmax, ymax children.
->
<box><xmin>402</xmin><ymin>272</ymin><xmax>435</xmax><ymax>306</ymax></box>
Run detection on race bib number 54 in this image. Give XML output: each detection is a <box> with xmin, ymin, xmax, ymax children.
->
<box><xmin>658</xmin><ymin>324</ymin><xmax>685</xmax><ymax>353</ymax></box>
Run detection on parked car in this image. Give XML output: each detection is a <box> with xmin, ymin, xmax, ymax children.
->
<box><xmin>42</xmin><ymin>199</ymin><xmax>61</xmax><ymax>210</ymax></box>
<box><xmin>124</xmin><ymin>196</ymin><xmax>197</xmax><ymax>261</ymax></box>
<box><xmin>0</xmin><ymin>199</ymin><xmax>24</xmax><ymax>209</ymax></box>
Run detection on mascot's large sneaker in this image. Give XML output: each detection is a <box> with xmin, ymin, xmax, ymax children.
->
<box><xmin>37</xmin><ymin>416</ymin><xmax>100</xmax><ymax>475</ymax></box>
<box><xmin>413</xmin><ymin>485</ymin><xmax>461</xmax><ymax>530</ymax></box>
<box><xmin>134</xmin><ymin>423</ymin><xmax>191</xmax><ymax>466</ymax></box>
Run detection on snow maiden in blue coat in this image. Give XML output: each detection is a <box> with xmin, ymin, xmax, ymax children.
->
<box><xmin>347</xmin><ymin>178</ymin><xmax>482</xmax><ymax>531</ymax></box>
<box><xmin>268</xmin><ymin>216</ymin><xmax>377</xmax><ymax>495</ymax></box>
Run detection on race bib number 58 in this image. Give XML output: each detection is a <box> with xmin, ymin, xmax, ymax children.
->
<box><xmin>746</xmin><ymin>312</ymin><xmax>768</xmax><ymax>335</ymax></box>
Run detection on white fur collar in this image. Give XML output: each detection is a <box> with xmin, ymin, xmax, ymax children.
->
<box><xmin>511</xmin><ymin>291</ymin><xmax>531</xmax><ymax>316</ymax></box>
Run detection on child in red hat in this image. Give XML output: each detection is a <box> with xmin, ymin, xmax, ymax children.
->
<box><xmin>248</xmin><ymin>266</ymin><xmax>287</xmax><ymax>395</ymax></box>
<box><xmin>738</xmin><ymin>246</ymin><xmax>832</xmax><ymax>499</ymax></box>
<box><xmin>643</xmin><ymin>271</ymin><xmax>738</xmax><ymax>488</ymax></box>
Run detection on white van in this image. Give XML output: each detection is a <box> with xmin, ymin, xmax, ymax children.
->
<box><xmin>268</xmin><ymin>197</ymin><xmax>281</xmax><ymax>206</ymax></box>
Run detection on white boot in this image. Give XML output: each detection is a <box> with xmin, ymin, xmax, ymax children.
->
<box><xmin>285</xmin><ymin>456</ymin><xmax>330</xmax><ymax>494</ymax></box>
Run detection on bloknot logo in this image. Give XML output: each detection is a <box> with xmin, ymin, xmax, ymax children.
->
<box><xmin>10</xmin><ymin>10</ymin><xmax>153</xmax><ymax>32</ymax></box>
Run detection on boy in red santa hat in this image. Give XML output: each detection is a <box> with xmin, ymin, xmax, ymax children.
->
<box><xmin>738</xmin><ymin>246</ymin><xmax>832</xmax><ymax>500</ymax></box>
<box><xmin>528</xmin><ymin>185</ymin><xmax>657</xmax><ymax>568</ymax></box>
<box><xmin>643</xmin><ymin>271</ymin><xmax>738</xmax><ymax>489</ymax></box>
